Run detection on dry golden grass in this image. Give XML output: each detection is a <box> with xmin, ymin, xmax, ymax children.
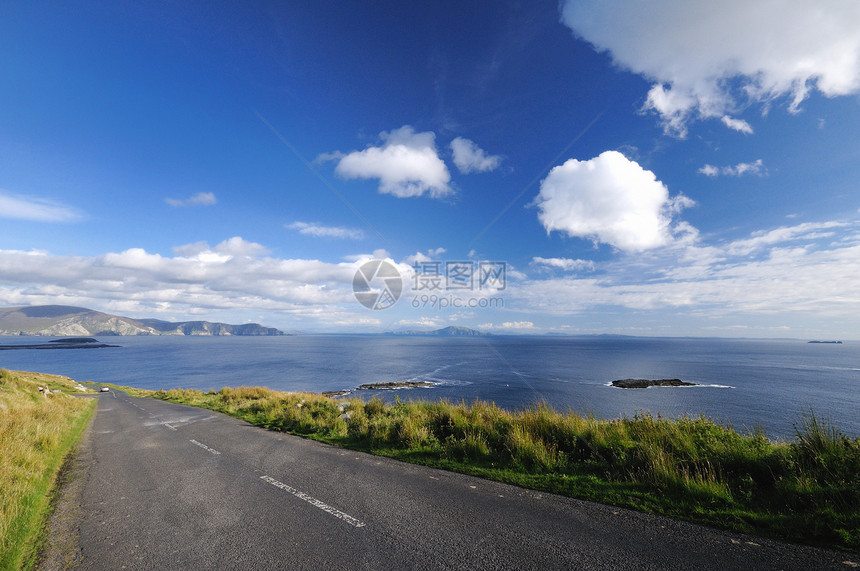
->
<box><xmin>0</xmin><ymin>369</ymin><xmax>96</xmax><ymax>570</ymax></box>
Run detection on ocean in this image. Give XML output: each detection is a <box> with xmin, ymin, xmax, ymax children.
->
<box><xmin>1</xmin><ymin>335</ymin><xmax>857</xmax><ymax>439</ymax></box>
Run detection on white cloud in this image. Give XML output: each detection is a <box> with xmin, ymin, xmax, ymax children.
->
<box><xmin>721</xmin><ymin>116</ymin><xmax>753</xmax><ymax>134</ymax></box>
<box><xmin>532</xmin><ymin>257</ymin><xmax>595</xmax><ymax>272</ymax></box>
<box><xmin>4</xmin><ymin>220</ymin><xmax>860</xmax><ymax>335</ymax></box>
<box><xmin>165</xmin><ymin>192</ymin><xmax>217</xmax><ymax>207</ymax></box>
<box><xmin>731</xmin><ymin>160</ymin><xmax>766</xmax><ymax>177</ymax></box>
<box><xmin>698</xmin><ymin>164</ymin><xmax>720</xmax><ymax>177</ymax></box>
<box><xmin>0</xmin><ymin>237</ymin><xmax>367</xmax><ymax>324</ymax></box>
<box><xmin>450</xmin><ymin>137</ymin><xmax>502</xmax><ymax>174</ymax></box>
<box><xmin>0</xmin><ymin>190</ymin><xmax>82</xmax><ymax>222</ymax></box>
<box><xmin>395</xmin><ymin>316</ymin><xmax>443</xmax><ymax>328</ymax></box>
<box><xmin>561</xmin><ymin>1</ymin><xmax>860</xmax><ymax>136</ymax></box>
<box><xmin>342</xmin><ymin>249</ymin><xmax>392</xmax><ymax>263</ymax></box>
<box><xmin>480</xmin><ymin>321</ymin><xmax>535</xmax><ymax>330</ymax></box>
<box><xmin>287</xmin><ymin>221</ymin><xmax>365</xmax><ymax>240</ymax></box>
<box><xmin>173</xmin><ymin>237</ymin><xmax>270</xmax><ymax>258</ymax></box>
<box><xmin>213</xmin><ymin>236</ymin><xmax>271</xmax><ymax>257</ymax></box>
<box><xmin>535</xmin><ymin>151</ymin><xmax>694</xmax><ymax>252</ymax></box>
<box><xmin>505</xmin><ymin>219</ymin><xmax>860</xmax><ymax>330</ymax></box>
<box><xmin>402</xmin><ymin>248</ymin><xmax>447</xmax><ymax>266</ymax></box>
<box><xmin>331</xmin><ymin>126</ymin><xmax>452</xmax><ymax>198</ymax></box>
<box><xmin>725</xmin><ymin>221</ymin><xmax>846</xmax><ymax>256</ymax></box>
<box><xmin>699</xmin><ymin>159</ymin><xmax>766</xmax><ymax>177</ymax></box>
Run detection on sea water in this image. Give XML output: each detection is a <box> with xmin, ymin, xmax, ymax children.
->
<box><xmin>1</xmin><ymin>335</ymin><xmax>857</xmax><ymax>439</ymax></box>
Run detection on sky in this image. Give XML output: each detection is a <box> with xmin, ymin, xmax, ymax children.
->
<box><xmin>2</xmin><ymin>1</ymin><xmax>860</xmax><ymax>338</ymax></box>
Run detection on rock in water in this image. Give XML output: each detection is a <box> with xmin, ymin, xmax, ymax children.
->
<box><xmin>611</xmin><ymin>378</ymin><xmax>697</xmax><ymax>389</ymax></box>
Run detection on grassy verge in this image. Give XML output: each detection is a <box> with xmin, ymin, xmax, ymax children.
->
<box><xmin>146</xmin><ymin>386</ymin><xmax>859</xmax><ymax>551</ymax></box>
<box><xmin>0</xmin><ymin>369</ymin><xmax>96</xmax><ymax>570</ymax></box>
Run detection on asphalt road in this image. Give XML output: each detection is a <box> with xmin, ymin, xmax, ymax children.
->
<box><xmin>51</xmin><ymin>390</ymin><xmax>855</xmax><ymax>570</ymax></box>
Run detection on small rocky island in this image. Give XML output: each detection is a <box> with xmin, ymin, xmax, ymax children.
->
<box><xmin>357</xmin><ymin>381</ymin><xmax>436</xmax><ymax>390</ymax></box>
<box><xmin>611</xmin><ymin>378</ymin><xmax>698</xmax><ymax>389</ymax></box>
<box><xmin>322</xmin><ymin>380</ymin><xmax>436</xmax><ymax>397</ymax></box>
<box><xmin>0</xmin><ymin>337</ymin><xmax>120</xmax><ymax>350</ymax></box>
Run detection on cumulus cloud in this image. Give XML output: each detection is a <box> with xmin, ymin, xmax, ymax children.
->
<box><xmin>698</xmin><ymin>159</ymin><xmax>766</xmax><ymax>177</ymax></box>
<box><xmin>532</xmin><ymin>257</ymin><xmax>595</xmax><ymax>272</ymax></box>
<box><xmin>0</xmin><ymin>190</ymin><xmax>82</xmax><ymax>222</ymax></box>
<box><xmin>534</xmin><ymin>151</ymin><xmax>695</xmax><ymax>251</ymax></box>
<box><xmin>287</xmin><ymin>221</ymin><xmax>365</xmax><ymax>240</ymax></box>
<box><xmin>450</xmin><ymin>137</ymin><xmax>502</xmax><ymax>174</ymax></box>
<box><xmin>561</xmin><ymin>1</ymin><xmax>860</xmax><ymax>136</ymax></box>
<box><xmin>330</xmin><ymin>126</ymin><xmax>452</xmax><ymax>198</ymax></box>
<box><xmin>165</xmin><ymin>192</ymin><xmax>217</xmax><ymax>207</ymax></box>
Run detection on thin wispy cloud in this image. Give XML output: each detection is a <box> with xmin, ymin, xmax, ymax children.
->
<box><xmin>477</xmin><ymin>321</ymin><xmax>535</xmax><ymax>330</ymax></box>
<box><xmin>0</xmin><ymin>190</ymin><xmax>82</xmax><ymax>222</ymax></box>
<box><xmin>721</xmin><ymin>116</ymin><xmax>753</xmax><ymax>135</ymax></box>
<box><xmin>165</xmin><ymin>192</ymin><xmax>217</xmax><ymax>207</ymax></box>
<box><xmin>287</xmin><ymin>221</ymin><xmax>365</xmax><ymax>240</ymax></box>
<box><xmin>724</xmin><ymin>221</ymin><xmax>845</xmax><ymax>256</ymax></box>
<box><xmin>699</xmin><ymin>159</ymin><xmax>766</xmax><ymax>177</ymax></box>
<box><xmin>532</xmin><ymin>257</ymin><xmax>595</xmax><ymax>272</ymax></box>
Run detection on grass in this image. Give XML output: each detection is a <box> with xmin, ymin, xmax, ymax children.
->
<box><xmin>146</xmin><ymin>386</ymin><xmax>860</xmax><ymax>552</ymax></box>
<box><xmin>0</xmin><ymin>369</ymin><xmax>96</xmax><ymax>571</ymax></box>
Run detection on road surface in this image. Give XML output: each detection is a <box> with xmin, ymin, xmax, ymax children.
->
<box><xmin>45</xmin><ymin>390</ymin><xmax>856</xmax><ymax>570</ymax></box>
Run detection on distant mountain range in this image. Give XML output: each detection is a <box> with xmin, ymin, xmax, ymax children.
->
<box><xmin>386</xmin><ymin>326</ymin><xmax>488</xmax><ymax>337</ymax></box>
<box><xmin>0</xmin><ymin>305</ymin><xmax>285</xmax><ymax>336</ymax></box>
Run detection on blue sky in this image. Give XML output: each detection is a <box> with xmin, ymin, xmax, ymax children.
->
<box><xmin>2</xmin><ymin>1</ymin><xmax>860</xmax><ymax>337</ymax></box>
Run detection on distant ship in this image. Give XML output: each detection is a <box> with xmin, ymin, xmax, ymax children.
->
<box><xmin>808</xmin><ymin>340</ymin><xmax>842</xmax><ymax>344</ymax></box>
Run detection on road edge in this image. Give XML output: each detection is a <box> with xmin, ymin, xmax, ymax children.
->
<box><xmin>37</xmin><ymin>405</ymin><xmax>97</xmax><ymax>570</ymax></box>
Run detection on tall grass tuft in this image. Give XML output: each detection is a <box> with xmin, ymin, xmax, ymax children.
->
<box><xmin>0</xmin><ymin>369</ymin><xmax>96</xmax><ymax>570</ymax></box>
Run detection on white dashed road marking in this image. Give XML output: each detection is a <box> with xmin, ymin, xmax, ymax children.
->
<box><xmin>189</xmin><ymin>439</ymin><xmax>220</xmax><ymax>455</ymax></box>
<box><xmin>260</xmin><ymin>475</ymin><xmax>366</xmax><ymax>528</ymax></box>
